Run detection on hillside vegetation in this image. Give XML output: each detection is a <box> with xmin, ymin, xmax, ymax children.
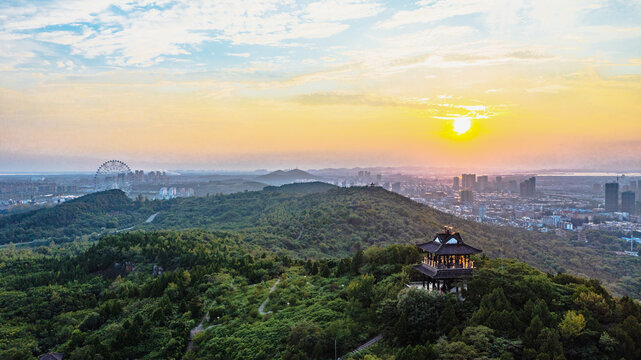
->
<box><xmin>0</xmin><ymin>190</ymin><xmax>155</xmax><ymax>245</ymax></box>
<box><xmin>145</xmin><ymin>184</ymin><xmax>640</xmax><ymax>298</ymax></box>
<box><xmin>1</xmin><ymin>183</ymin><xmax>639</xmax><ymax>297</ymax></box>
<box><xmin>1</xmin><ymin>230</ymin><xmax>640</xmax><ymax>360</ymax></box>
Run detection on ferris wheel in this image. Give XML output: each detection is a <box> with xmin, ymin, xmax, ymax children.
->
<box><xmin>94</xmin><ymin>160</ymin><xmax>133</xmax><ymax>193</ymax></box>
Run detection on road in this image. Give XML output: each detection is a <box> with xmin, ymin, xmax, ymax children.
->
<box><xmin>258</xmin><ymin>278</ymin><xmax>281</xmax><ymax>315</ymax></box>
<box><xmin>145</xmin><ymin>212</ymin><xmax>159</xmax><ymax>223</ymax></box>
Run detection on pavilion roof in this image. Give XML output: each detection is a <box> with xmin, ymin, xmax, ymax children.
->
<box><xmin>416</xmin><ymin>230</ymin><xmax>482</xmax><ymax>255</ymax></box>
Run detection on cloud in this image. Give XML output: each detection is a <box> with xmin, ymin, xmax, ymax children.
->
<box><xmin>304</xmin><ymin>0</ymin><xmax>384</xmax><ymax>21</ymax></box>
<box><xmin>226</xmin><ymin>53</ymin><xmax>251</xmax><ymax>58</ymax></box>
<box><xmin>0</xmin><ymin>0</ymin><xmax>384</xmax><ymax>66</ymax></box>
<box><xmin>526</xmin><ymin>84</ymin><xmax>567</xmax><ymax>93</ymax></box>
<box><xmin>378</xmin><ymin>0</ymin><xmax>490</xmax><ymax>29</ymax></box>
<box><xmin>292</xmin><ymin>91</ymin><xmax>433</xmax><ymax>108</ymax></box>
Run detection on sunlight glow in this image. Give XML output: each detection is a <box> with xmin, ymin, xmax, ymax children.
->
<box><xmin>452</xmin><ymin>117</ymin><xmax>472</xmax><ymax>135</ymax></box>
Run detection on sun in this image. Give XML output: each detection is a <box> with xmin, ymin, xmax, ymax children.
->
<box><xmin>452</xmin><ymin>117</ymin><xmax>472</xmax><ymax>135</ymax></box>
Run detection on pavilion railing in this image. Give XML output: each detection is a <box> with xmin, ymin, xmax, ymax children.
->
<box><xmin>421</xmin><ymin>261</ymin><xmax>474</xmax><ymax>270</ymax></box>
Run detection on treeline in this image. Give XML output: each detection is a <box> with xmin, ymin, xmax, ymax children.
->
<box><xmin>1</xmin><ymin>230</ymin><xmax>640</xmax><ymax>359</ymax></box>
<box><xmin>0</xmin><ymin>190</ymin><xmax>158</xmax><ymax>245</ymax></box>
<box><xmin>3</xmin><ymin>184</ymin><xmax>640</xmax><ymax>298</ymax></box>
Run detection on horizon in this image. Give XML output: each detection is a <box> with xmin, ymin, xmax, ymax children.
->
<box><xmin>2</xmin><ymin>0</ymin><xmax>641</xmax><ymax>172</ymax></box>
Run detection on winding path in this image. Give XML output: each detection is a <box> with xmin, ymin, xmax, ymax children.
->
<box><xmin>258</xmin><ymin>278</ymin><xmax>280</xmax><ymax>315</ymax></box>
<box><xmin>185</xmin><ymin>313</ymin><xmax>218</xmax><ymax>355</ymax></box>
<box><xmin>145</xmin><ymin>212</ymin><xmax>159</xmax><ymax>223</ymax></box>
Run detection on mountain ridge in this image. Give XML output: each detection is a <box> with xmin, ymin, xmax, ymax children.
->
<box><xmin>1</xmin><ymin>183</ymin><xmax>639</xmax><ymax>298</ymax></box>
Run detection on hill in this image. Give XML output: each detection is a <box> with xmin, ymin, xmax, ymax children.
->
<box><xmin>255</xmin><ymin>169</ymin><xmax>323</xmax><ymax>185</ymax></box>
<box><xmin>2</xmin><ymin>183</ymin><xmax>639</xmax><ymax>298</ymax></box>
<box><xmin>0</xmin><ymin>190</ymin><xmax>155</xmax><ymax>245</ymax></box>
<box><xmin>144</xmin><ymin>184</ymin><xmax>640</xmax><ymax>297</ymax></box>
<box><xmin>189</xmin><ymin>179</ymin><xmax>268</xmax><ymax>196</ymax></box>
<box><xmin>1</xmin><ymin>230</ymin><xmax>639</xmax><ymax>359</ymax></box>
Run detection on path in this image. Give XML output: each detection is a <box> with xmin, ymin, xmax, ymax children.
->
<box><xmin>115</xmin><ymin>226</ymin><xmax>135</xmax><ymax>233</ymax></box>
<box><xmin>345</xmin><ymin>334</ymin><xmax>382</xmax><ymax>357</ymax></box>
<box><xmin>184</xmin><ymin>279</ymin><xmax>234</xmax><ymax>356</ymax></box>
<box><xmin>258</xmin><ymin>278</ymin><xmax>281</xmax><ymax>315</ymax></box>
<box><xmin>145</xmin><ymin>212</ymin><xmax>159</xmax><ymax>223</ymax></box>
<box><xmin>112</xmin><ymin>212</ymin><xmax>158</xmax><ymax>233</ymax></box>
<box><xmin>2</xmin><ymin>211</ymin><xmax>160</xmax><ymax>249</ymax></box>
<box><xmin>185</xmin><ymin>313</ymin><xmax>209</xmax><ymax>354</ymax></box>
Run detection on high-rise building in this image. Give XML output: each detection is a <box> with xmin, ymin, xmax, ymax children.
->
<box><xmin>605</xmin><ymin>182</ymin><xmax>619</xmax><ymax>212</ymax></box>
<box><xmin>462</xmin><ymin>174</ymin><xmax>476</xmax><ymax>189</ymax></box>
<box><xmin>460</xmin><ymin>189</ymin><xmax>473</xmax><ymax>203</ymax></box>
<box><xmin>477</xmin><ymin>176</ymin><xmax>488</xmax><ymax>192</ymax></box>
<box><xmin>621</xmin><ymin>191</ymin><xmax>636</xmax><ymax>214</ymax></box>
<box><xmin>508</xmin><ymin>180</ymin><xmax>518</xmax><ymax>193</ymax></box>
<box><xmin>519</xmin><ymin>177</ymin><xmax>536</xmax><ymax>197</ymax></box>
<box><xmin>452</xmin><ymin>176</ymin><xmax>460</xmax><ymax>190</ymax></box>
<box><xmin>477</xmin><ymin>204</ymin><xmax>487</xmax><ymax>218</ymax></box>
<box><xmin>392</xmin><ymin>182</ymin><xmax>401</xmax><ymax>193</ymax></box>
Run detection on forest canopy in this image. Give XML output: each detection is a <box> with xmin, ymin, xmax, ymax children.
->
<box><xmin>1</xmin><ymin>230</ymin><xmax>640</xmax><ymax>360</ymax></box>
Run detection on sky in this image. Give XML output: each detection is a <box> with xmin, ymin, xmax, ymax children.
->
<box><xmin>1</xmin><ymin>0</ymin><xmax>640</xmax><ymax>172</ymax></box>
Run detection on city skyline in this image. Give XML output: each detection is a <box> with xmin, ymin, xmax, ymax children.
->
<box><xmin>2</xmin><ymin>0</ymin><xmax>641</xmax><ymax>171</ymax></box>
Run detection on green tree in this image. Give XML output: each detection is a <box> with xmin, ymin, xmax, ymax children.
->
<box><xmin>351</xmin><ymin>249</ymin><xmax>364</xmax><ymax>274</ymax></box>
<box><xmin>558</xmin><ymin>310</ymin><xmax>586</xmax><ymax>339</ymax></box>
<box><xmin>536</xmin><ymin>328</ymin><xmax>563</xmax><ymax>357</ymax></box>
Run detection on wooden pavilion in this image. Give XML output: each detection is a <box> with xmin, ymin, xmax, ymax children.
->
<box><xmin>412</xmin><ymin>228</ymin><xmax>482</xmax><ymax>294</ymax></box>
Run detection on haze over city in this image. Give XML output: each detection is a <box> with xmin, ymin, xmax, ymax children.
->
<box><xmin>1</xmin><ymin>0</ymin><xmax>641</xmax><ymax>172</ymax></box>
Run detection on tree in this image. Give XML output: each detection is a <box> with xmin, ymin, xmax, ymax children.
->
<box><xmin>610</xmin><ymin>315</ymin><xmax>641</xmax><ymax>360</ymax></box>
<box><xmin>437</xmin><ymin>301</ymin><xmax>459</xmax><ymax>335</ymax></box>
<box><xmin>346</xmin><ymin>274</ymin><xmax>375</xmax><ymax>307</ymax></box>
<box><xmin>434</xmin><ymin>339</ymin><xmax>478</xmax><ymax>360</ymax></box>
<box><xmin>558</xmin><ymin>311</ymin><xmax>586</xmax><ymax>339</ymax></box>
<box><xmin>471</xmin><ymin>287</ymin><xmax>521</xmax><ymax>337</ymax></box>
<box><xmin>319</xmin><ymin>262</ymin><xmax>330</xmax><ymax>277</ymax></box>
<box><xmin>396</xmin><ymin>344</ymin><xmax>435</xmax><ymax>360</ymax></box>
<box><xmin>524</xmin><ymin>316</ymin><xmax>544</xmax><ymax>348</ymax></box>
<box><xmin>387</xmin><ymin>287</ymin><xmax>456</xmax><ymax>344</ymax></box>
<box><xmin>351</xmin><ymin>249</ymin><xmax>364</xmax><ymax>274</ymax></box>
<box><xmin>536</xmin><ymin>328</ymin><xmax>563</xmax><ymax>357</ymax></box>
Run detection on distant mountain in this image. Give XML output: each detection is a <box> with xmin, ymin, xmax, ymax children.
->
<box><xmin>255</xmin><ymin>169</ymin><xmax>323</xmax><ymax>185</ymax></box>
<box><xmin>263</xmin><ymin>181</ymin><xmax>335</xmax><ymax>194</ymax></box>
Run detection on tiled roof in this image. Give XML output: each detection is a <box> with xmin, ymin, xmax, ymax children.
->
<box><xmin>416</xmin><ymin>231</ymin><xmax>482</xmax><ymax>255</ymax></box>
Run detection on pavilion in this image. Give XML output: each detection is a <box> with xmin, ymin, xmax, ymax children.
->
<box><xmin>411</xmin><ymin>228</ymin><xmax>482</xmax><ymax>295</ymax></box>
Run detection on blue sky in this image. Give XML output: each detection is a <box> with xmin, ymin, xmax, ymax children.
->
<box><xmin>1</xmin><ymin>0</ymin><xmax>641</xmax><ymax>171</ymax></box>
<box><xmin>2</xmin><ymin>0</ymin><xmax>638</xmax><ymax>78</ymax></box>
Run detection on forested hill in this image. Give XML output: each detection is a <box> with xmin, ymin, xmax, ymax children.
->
<box><xmin>0</xmin><ymin>190</ymin><xmax>155</xmax><ymax>245</ymax></box>
<box><xmin>145</xmin><ymin>183</ymin><xmax>640</xmax><ymax>298</ymax></box>
<box><xmin>1</xmin><ymin>183</ymin><xmax>639</xmax><ymax>297</ymax></box>
<box><xmin>1</xmin><ymin>230</ymin><xmax>640</xmax><ymax>359</ymax></box>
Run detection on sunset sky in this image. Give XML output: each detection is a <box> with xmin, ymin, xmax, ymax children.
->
<box><xmin>1</xmin><ymin>0</ymin><xmax>640</xmax><ymax>172</ymax></box>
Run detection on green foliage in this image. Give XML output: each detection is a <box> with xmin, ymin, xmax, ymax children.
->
<box><xmin>558</xmin><ymin>311</ymin><xmax>586</xmax><ymax>339</ymax></box>
<box><xmin>1</xmin><ymin>234</ymin><xmax>641</xmax><ymax>359</ymax></box>
<box><xmin>4</xmin><ymin>184</ymin><xmax>641</xmax><ymax>298</ymax></box>
<box><xmin>0</xmin><ymin>190</ymin><xmax>157</xmax><ymax>245</ymax></box>
<box><xmin>2</xmin><ymin>184</ymin><xmax>641</xmax><ymax>359</ymax></box>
